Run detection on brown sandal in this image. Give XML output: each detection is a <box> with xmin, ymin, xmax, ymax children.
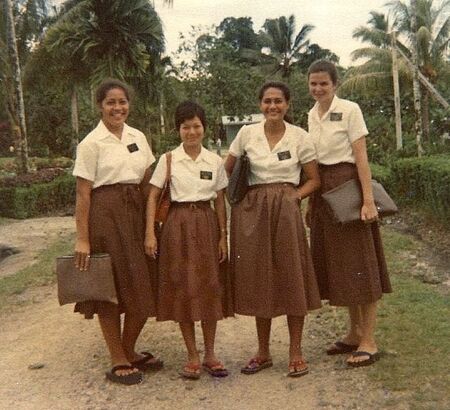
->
<box><xmin>180</xmin><ymin>362</ymin><xmax>201</xmax><ymax>380</ymax></box>
<box><xmin>287</xmin><ymin>358</ymin><xmax>309</xmax><ymax>378</ymax></box>
<box><xmin>241</xmin><ymin>357</ymin><xmax>273</xmax><ymax>374</ymax></box>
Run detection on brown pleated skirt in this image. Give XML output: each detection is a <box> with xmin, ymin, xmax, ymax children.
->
<box><xmin>157</xmin><ymin>201</ymin><xmax>233</xmax><ymax>322</ymax></box>
<box><xmin>74</xmin><ymin>184</ymin><xmax>157</xmax><ymax>319</ymax></box>
<box><xmin>310</xmin><ymin>163</ymin><xmax>392</xmax><ymax>306</ymax></box>
<box><xmin>230</xmin><ymin>183</ymin><xmax>322</xmax><ymax>318</ymax></box>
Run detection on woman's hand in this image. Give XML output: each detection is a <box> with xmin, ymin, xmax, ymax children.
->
<box><xmin>218</xmin><ymin>236</ymin><xmax>228</xmax><ymax>263</ymax></box>
<box><xmin>361</xmin><ymin>201</ymin><xmax>379</xmax><ymax>224</ymax></box>
<box><xmin>74</xmin><ymin>238</ymin><xmax>91</xmax><ymax>271</ymax></box>
<box><xmin>145</xmin><ymin>234</ymin><xmax>158</xmax><ymax>259</ymax></box>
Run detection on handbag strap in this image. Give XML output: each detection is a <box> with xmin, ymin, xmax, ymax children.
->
<box><xmin>165</xmin><ymin>152</ymin><xmax>172</xmax><ymax>184</ymax></box>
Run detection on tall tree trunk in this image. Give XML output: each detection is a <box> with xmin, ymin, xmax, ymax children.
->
<box><xmin>4</xmin><ymin>0</ymin><xmax>29</xmax><ymax>174</ymax></box>
<box><xmin>410</xmin><ymin>0</ymin><xmax>424</xmax><ymax>157</ymax></box>
<box><xmin>70</xmin><ymin>85</ymin><xmax>79</xmax><ymax>158</ymax></box>
<box><xmin>159</xmin><ymin>93</ymin><xmax>166</xmax><ymax>135</ymax></box>
<box><xmin>391</xmin><ymin>31</ymin><xmax>403</xmax><ymax>150</ymax></box>
<box><xmin>421</xmin><ymin>88</ymin><xmax>430</xmax><ymax>143</ymax></box>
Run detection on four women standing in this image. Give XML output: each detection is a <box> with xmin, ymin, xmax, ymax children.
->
<box><xmin>73</xmin><ymin>62</ymin><xmax>391</xmax><ymax>384</ymax></box>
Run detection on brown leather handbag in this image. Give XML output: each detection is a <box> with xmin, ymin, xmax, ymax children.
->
<box><xmin>322</xmin><ymin>179</ymin><xmax>398</xmax><ymax>224</ymax></box>
<box><xmin>55</xmin><ymin>253</ymin><xmax>117</xmax><ymax>306</ymax></box>
<box><xmin>155</xmin><ymin>152</ymin><xmax>172</xmax><ymax>223</ymax></box>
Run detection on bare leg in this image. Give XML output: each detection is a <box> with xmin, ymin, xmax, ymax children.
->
<box><xmin>347</xmin><ymin>302</ymin><xmax>378</xmax><ymax>364</ymax></box>
<box><xmin>344</xmin><ymin>305</ymin><xmax>362</xmax><ymax>345</ymax></box>
<box><xmin>179</xmin><ymin>321</ymin><xmax>200</xmax><ymax>365</ymax></box>
<box><xmin>201</xmin><ymin>320</ymin><xmax>219</xmax><ymax>364</ymax></box>
<box><xmin>97</xmin><ymin>302</ymin><xmax>137</xmax><ymax>376</ymax></box>
<box><xmin>255</xmin><ymin>317</ymin><xmax>272</xmax><ymax>360</ymax></box>
<box><xmin>121</xmin><ymin>313</ymin><xmax>147</xmax><ymax>362</ymax></box>
<box><xmin>287</xmin><ymin>315</ymin><xmax>305</xmax><ymax>362</ymax></box>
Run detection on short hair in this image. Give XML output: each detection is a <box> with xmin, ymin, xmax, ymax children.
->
<box><xmin>258</xmin><ymin>81</ymin><xmax>291</xmax><ymax>102</ymax></box>
<box><xmin>175</xmin><ymin>101</ymin><xmax>207</xmax><ymax>130</ymax></box>
<box><xmin>307</xmin><ymin>60</ymin><xmax>338</xmax><ymax>85</ymax></box>
<box><xmin>95</xmin><ymin>78</ymin><xmax>132</xmax><ymax>105</ymax></box>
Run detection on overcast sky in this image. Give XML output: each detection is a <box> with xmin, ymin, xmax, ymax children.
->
<box><xmin>155</xmin><ymin>0</ymin><xmax>389</xmax><ymax>67</ymax></box>
<box><xmin>50</xmin><ymin>0</ymin><xmax>390</xmax><ymax>67</ymax></box>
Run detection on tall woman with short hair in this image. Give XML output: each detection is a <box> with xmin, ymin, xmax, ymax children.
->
<box><xmin>307</xmin><ymin>60</ymin><xmax>392</xmax><ymax>367</ymax></box>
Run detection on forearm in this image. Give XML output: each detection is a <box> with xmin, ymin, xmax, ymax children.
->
<box><xmin>75</xmin><ymin>180</ymin><xmax>92</xmax><ymax>243</ymax></box>
<box><xmin>214</xmin><ymin>190</ymin><xmax>227</xmax><ymax>238</ymax></box>
<box><xmin>145</xmin><ymin>186</ymin><xmax>161</xmax><ymax>238</ymax></box>
<box><xmin>296</xmin><ymin>160</ymin><xmax>321</xmax><ymax>199</ymax></box>
<box><xmin>140</xmin><ymin>166</ymin><xmax>153</xmax><ymax>204</ymax></box>
<box><xmin>352</xmin><ymin>138</ymin><xmax>374</xmax><ymax>205</ymax></box>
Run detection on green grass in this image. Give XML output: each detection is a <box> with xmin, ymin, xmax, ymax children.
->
<box><xmin>367</xmin><ymin>227</ymin><xmax>450</xmax><ymax>408</ymax></box>
<box><xmin>0</xmin><ymin>233</ymin><xmax>74</xmax><ymax>310</ymax></box>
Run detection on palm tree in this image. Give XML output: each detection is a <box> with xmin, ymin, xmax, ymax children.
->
<box><xmin>259</xmin><ymin>15</ymin><xmax>314</xmax><ymax>78</ymax></box>
<box><xmin>387</xmin><ymin>0</ymin><xmax>450</xmax><ymax>141</ymax></box>
<box><xmin>43</xmin><ymin>0</ymin><xmax>164</xmax><ymax>150</ymax></box>
<box><xmin>2</xmin><ymin>0</ymin><xmax>29</xmax><ymax>173</ymax></box>
<box><xmin>341</xmin><ymin>11</ymin><xmax>411</xmax><ymax>95</ymax></box>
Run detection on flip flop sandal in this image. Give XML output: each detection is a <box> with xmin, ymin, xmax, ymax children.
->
<box><xmin>287</xmin><ymin>359</ymin><xmax>309</xmax><ymax>378</ymax></box>
<box><xmin>347</xmin><ymin>351</ymin><xmax>380</xmax><ymax>368</ymax></box>
<box><xmin>180</xmin><ymin>363</ymin><xmax>201</xmax><ymax>380</ymax></box>
<box><xmin>326</xmin><ymin>341</ymin><xmax>359</xmax><ymax>355</ymax></box>
<box><xmin>202</xmin><ymin>361</ymin><xmax>229</xmax><ymax>378</ymax></box>
<box><xmin>131</xmin><ymin>351</ymin><xmax>164</xmax><ymax>372</ymax></box>
<box><xmin>241</xmin><ymin>357</ymin><xmax>273</xmax><ymax>375</ymax></box>
<box><xmin>105</xmin><ymin>365</ymin><xmax>143</xmax><ymax>385</ymax></box>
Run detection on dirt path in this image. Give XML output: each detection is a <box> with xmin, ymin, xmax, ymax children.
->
<box><xmin>0</xmin><ymin>218</ymin><xmax>407</xmax><ymax>410</ymax></box>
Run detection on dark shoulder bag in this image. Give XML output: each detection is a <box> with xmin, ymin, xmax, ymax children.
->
<box><xmin>227</xmin><ymin>151</ymin><xmax>250</xmax><ymax>205</ymax></box>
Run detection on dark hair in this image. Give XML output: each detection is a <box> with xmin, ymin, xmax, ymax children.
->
<box><xmin>307</xmin><ymin>60</ymin><xmax>338</xmax><ymax>85</ymax></box>
<box><xmin>258</xmin><ymin>81</ymin><xmax>291</xmax><ymax>102</ymax></box>
<box><xmin>175</xmin><ymin>101</ymin><xmax>207</xmax><ymax>130</ymax></box>
<box><xmin>95</xmin><ymin>78</ymin><xmax>132</xmax><ymax>105</ymax></box>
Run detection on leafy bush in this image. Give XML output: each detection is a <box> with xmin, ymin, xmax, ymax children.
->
<box><xmin>0</xmin><ymin>173</ymin><xmax>75</xmax><ymax>219</ymax></box>
<box><xmin>389</xmin><ymin>155</ymin><xmax>450</xmax><ymax>226</ymax></box>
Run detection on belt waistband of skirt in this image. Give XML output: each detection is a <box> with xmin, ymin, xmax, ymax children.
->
<box><xmin>249</xmin><ymin>182</ymin><xmax>296</xmax><ymax>190</ymax></box>
<box><xmin>171</xmin><ymin>200</ymin><xmax>211</xmax><ymax>210</ymax></box>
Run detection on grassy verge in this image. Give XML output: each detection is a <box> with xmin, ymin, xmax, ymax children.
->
<box><xmin>368</xmin><ymin>227</ymin><xmax>450</xmax><ymax>408</ymax></box>
<box><xmin>0</xmin><ymin>233</ymin><xmax>74</xmax><ymax>310</ymax></box>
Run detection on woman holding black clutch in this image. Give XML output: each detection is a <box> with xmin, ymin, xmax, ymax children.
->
<box><xmin>145</xmin><ymin>101</ymin><xmax>231</xmax><ymax>380</ymax></box>
<box><xmin>306</xmin><ymin>60</ymin><xmax>392</xmax><ymax>367</ymax></box>
<box><xmin>73</xmin><ymin>78</ymin><xmax>162</xmax><ymax>385</ymax></box>
<box><xmin>225</xmin><ymin>82</ymin><xmax>321</xmax><ymax>377</ymax></box>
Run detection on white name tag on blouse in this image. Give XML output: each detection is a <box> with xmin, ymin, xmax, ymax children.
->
<box><xmin>277</xmin><ymin>150</ymin><xmax>291</xmax><ymax>161</ymax></box>
<box><xmin>330</xmin><ymin>112</ymin><xmax>343</xmax><ymax>121</ymax></box>
<box><xmin>200</xmin><ymin>171</ymin><xmax>213</xmax><ymax>180</ymax></box>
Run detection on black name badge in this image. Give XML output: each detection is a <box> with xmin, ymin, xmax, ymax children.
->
<box><xmin>277</xmin><ymin>150</ymin><xmax>291</xmax><ymax>161</ymax></box>
<box><xmin>330</xmin><ymin>112</ymin><xmax>343</xmax><ymax>121</ymax></box>
<box><xmin>127</xmin><ymin>143</ymin><xmax>139</xmax><ymax>153</ymax></box>
<box><xmin>200</xmin><ymin>171</ymin><xmax>213</xmax><ymax>180</ymax></box>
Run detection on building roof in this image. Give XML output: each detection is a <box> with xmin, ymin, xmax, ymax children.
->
<box><xmin>221</xmin><ymin>114</ymin><xmax>264</xmax><ymax>125</ymax></box>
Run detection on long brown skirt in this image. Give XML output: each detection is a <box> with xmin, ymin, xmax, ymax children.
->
<box><xmin>310</xmin><ymin>163</ymin><xmax>392</xmax><ymax>306</ymax></box>
<box><xmin>230</xmin><ymin>183</ymin><xmax>322</xmax><ymax>318</ymax></box>
<box><xmin>157</xmin><ymin>201</ymin><xmax>233</xmax><ymax>322</ymax></box>
<box><xmin>74</xmin><ymin>184</ymin><xmax>156</xmax><ymax>319</ymax></box>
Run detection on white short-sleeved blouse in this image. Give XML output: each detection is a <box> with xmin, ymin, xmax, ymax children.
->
<box><xmin>228</xmin><ymin>120</ymin><xmax>316</xmax><ymax>186</ymax></box>
<box><xmin>150</xmin><ymin>144</ymin><xmax>228</xmax><ymax>202</ymax></box>
<box><xmin>73</xmin><ymin>120</ymin><xmax>155</xmax><ymax>188</ymax></box>
<box><xmin>308</xmin><ymin>95</ymin><xmax>368</xmax><ymax>165</ymax></box>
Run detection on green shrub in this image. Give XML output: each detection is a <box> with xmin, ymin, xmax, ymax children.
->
<box><xmin>370</xmin><ymin>163</ymin><xmax>392</xmax><ymax>187</ymax></box>
<box><xmin>0</xmin><ymin>173</ymin><xmax>75</xmax><ymax>219</ymax></box>
<box><xmin>389</xmin><ymin>154</ymin><xmax>450</xmax><ymax>226</ymax></box>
